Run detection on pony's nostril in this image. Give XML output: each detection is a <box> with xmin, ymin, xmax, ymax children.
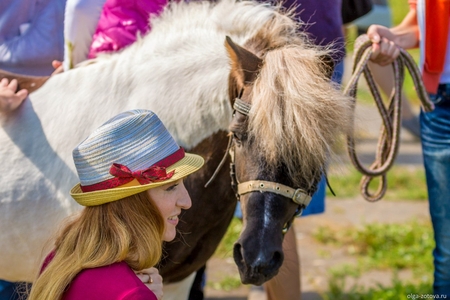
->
<box><xmin>233</xmin><ymin>243</ymin><xmax>243</xmax><ymax>263</ymax></box>
<box><xmin>272</xmin><ymin>250</ymin><xmax>282</xmax><ymax>266</ymax></box>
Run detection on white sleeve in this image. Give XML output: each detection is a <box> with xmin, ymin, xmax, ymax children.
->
<box><xmin>63</xmin><ymin>0</ymin><xmax>107</xmax><ymax>70</ymax></box>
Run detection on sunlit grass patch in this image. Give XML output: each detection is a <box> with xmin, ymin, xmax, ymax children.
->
<box><xmin>208</xmin><ymin>274</ymin><xmax>242</xmax><ymax>292</ymax></box>
<box><xmin>213</xmin><ymin>217</ymin><xmax>242</xmax><ymax>258</ymax></box>
<box><xmin>325</xmin><ymin>272</ymin><xmax>432</xmax><ymax>300</ymax></box>
<box><xmin>317</xmin><ymin>220</ymin><xmax>434</xmax><ymax>299</ymax></box>
<box><xmin>327</xmin><ymin>165</ymin><xmax>427</xmax><ymax>200</ymax></box>
<box><xmin>390</xmin><ymin>0</ymin><xmax>409</xmax><ymax>26</ymax></box>
<box><xmin>314</xmin><ymin>221</ymin><xmax>434</xmax><ymax>272</ymax></box>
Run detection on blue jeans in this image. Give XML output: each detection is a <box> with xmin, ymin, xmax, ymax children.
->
<box><xmin>0</xmin><ymin>280</ymin><xmax>20</xmax><ymax>300</ymax></box>
<box><xmin>421</xmin><ymin>83</ymin><xmax>450</xmax><ymax>296</ymax></box>
<box><xmin>301</xmin><ymin>175</ymin><xmax>326</xmax><ymax>216</ymax></box>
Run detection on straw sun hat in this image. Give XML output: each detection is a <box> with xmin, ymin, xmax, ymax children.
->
<box><xmin>70</xmin><ymin>109</ymin><xmax>204</xmax><ymax>206</ymax></box>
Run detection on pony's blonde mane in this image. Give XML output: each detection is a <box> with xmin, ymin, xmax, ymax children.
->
<box><xmin>245</xmin><ymin>15</ymin><xmax>352</xmax><ymax>189</ymax></box>
<box><xmin>85</xmin><ymin>0</ymin><xmax>352</xmax><ymax>188</ymax></box>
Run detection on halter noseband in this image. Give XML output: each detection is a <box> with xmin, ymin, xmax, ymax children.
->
<box><xmin>231</xmin><ymin>98</ymin><xmax>312</xmax><ymax>209</ymax></box>
<box><xmin>237</xmin><ymin>181</ymin><xmax>312</xmax><ymax>207</ymax></box>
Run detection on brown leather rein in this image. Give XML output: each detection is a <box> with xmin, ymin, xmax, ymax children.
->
<box><xmin>345</xmin><ymin>35</ymin><xmax>434</xmax><ymax>201</ymax></box>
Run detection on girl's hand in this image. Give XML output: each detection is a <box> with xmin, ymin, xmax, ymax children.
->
<box><xmin>135</xmin><ymin>267</ymin><xmax>163</xmax><ymax>299</ymax></box>
<box><xmin>0</xmin><ymin>78</ymin><xmax>28</xmax><ymax>113</ymax></box>
<box><xmin>51</xmin><ymin>60</ymin><xmax>64</xmax><ymax>75</ymax></box>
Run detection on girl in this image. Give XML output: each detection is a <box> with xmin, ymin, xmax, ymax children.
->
<box><xmin>28</xmin><ymin>109</ymin><xmax>204</xmax><ymax>299</ymax></box>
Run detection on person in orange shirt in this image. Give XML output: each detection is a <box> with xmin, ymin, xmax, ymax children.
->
<box><xmin>367</xmin><ymin>0</ymin><xmax>450</xmax><ymax>296</ymax></box>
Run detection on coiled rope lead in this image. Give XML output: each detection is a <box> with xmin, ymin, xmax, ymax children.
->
<box><xmin>344</xmin><ymin>35</ymin><xmax>434</xmax><ymax>202</ymax></box>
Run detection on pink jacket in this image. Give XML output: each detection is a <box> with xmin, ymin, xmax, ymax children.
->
<box><xmin>41</xmin><ymin>252</ymin><xmax>157</xmax><ymax>300</ymax></box>
<box><xmin>88</xmin><ymin>0</ymin><xmax>167</xmax><ymax>58</ymax></box>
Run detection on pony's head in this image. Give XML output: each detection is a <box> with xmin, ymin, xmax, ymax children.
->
<box><xmin>225</xmin><ymin>15</ymin><xmax>352</xmax><ymax>285</ymax></box>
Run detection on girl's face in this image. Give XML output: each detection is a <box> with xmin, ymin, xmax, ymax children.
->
<box><xmin>147</xmin><ymin>179</ymin><xmax>192</xmax><ymax>241</ymax></box>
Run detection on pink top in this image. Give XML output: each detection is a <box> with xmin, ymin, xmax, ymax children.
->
<box><xmin>41</xmin><ymin>253</ymin><xmax>157</xmax><ymax>300</ymax></box>
<box><xmin>88</xmin><ymin>0</ymin><xmax>168</xmax><ymax>58</ymax></box>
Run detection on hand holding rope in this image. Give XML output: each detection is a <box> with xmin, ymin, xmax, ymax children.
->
<box><xmin>344</xmin><ymin>34</ymin><xmax>434</xmax><ymax>202</ymax></box>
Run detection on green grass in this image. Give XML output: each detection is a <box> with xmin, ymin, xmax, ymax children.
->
<box><xmin>207</xmin><ymin>218</ymin><xmax>243</xmax><ymax>292</ymax></box>
<box><xmin>314</xmin><ymin>221</ymin><xmax>434</xmax><ymax>272</ymax></box>
<box><xmin>325</xmin><ymin>273</ymin><xmax>432</xmax><ymax>300</ymax></box>
<box><xmin>316</xmin><ymin>220</ymin><xmax>434</xmax><ymax>299</ymax></box>
<box><xmin>327</xmin><ymin>166</ymin><xmax>428</xmax><ymax>200</ymax></box>
<box><xmin>207</xmin><ymin>275</ymin><xmax>242</xmax><ymax>291</ymax></box>
<box><xmin>213</xmin><ymin>217</ymin><xmax>242</xmax><ymax>258</ymax></box>
<box><xmin>389</xmin><ymin>0</ymin><xmax>409</xmax><ymax>26</ymax></box>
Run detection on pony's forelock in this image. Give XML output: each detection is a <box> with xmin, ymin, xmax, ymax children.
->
<box><xmin>249</xmin><ymin>46</ymin><xmax>352</xmax><ymax>189</ymax></box>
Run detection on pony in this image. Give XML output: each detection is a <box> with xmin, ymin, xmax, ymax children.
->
<box><xmin>0</xmin><ymin>0</ymin><xmax>352</xmax><ymax>294</ymax></box>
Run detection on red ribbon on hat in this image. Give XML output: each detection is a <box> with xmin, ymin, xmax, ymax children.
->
<box><xmin>110</xmin><ymin>163</ymin><xmax>175</xmax><ymax>185</ymax></box>
<box><xmin>80</xmin><ymin>148</ymin><xmax>185</xmax><ymax>193</ymax></box>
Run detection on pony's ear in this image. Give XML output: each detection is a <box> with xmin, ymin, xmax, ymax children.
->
<box><xmin>320</xmin><ymin>54</ymin><xmax>335</xmax><ymax>80</ymax></box>
<box><xmin>225</xmin><ymin>36</ymin><xmax>263</xmax><ymax>87</ymax></box>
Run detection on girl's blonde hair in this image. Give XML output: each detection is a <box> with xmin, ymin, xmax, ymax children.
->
<box><xmin>28</xmin><ymin>191</ymin><xmax>164</xmax><ymax>300</ymax></box>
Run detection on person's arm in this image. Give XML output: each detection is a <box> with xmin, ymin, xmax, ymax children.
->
<box><xmin>0</xmin><ymin>0</ymin><xmax>65</xmax><ymax>75</ymax></box>
<box><xmin>0</xmin><ymin>78</ymin><xmax>28</xmax><ymax>113</ymax></box>
<box><xmin>367</xmin><ymin>7</ymin><xmax>419</xmax><ymax>66</ymax></box>
<box><xmin>391</xmin><ymin>8</ymin><xmax>420</xmax><ymax>49</ymax></box>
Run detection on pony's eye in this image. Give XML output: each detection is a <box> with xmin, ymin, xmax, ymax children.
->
<box><xmin>233</xmin><ymin>133</ymin><xmax>243</xmax><ymax>147</ymax></box>
<box><xmin>233</xmin><ymin>132</ymin><xmax>241</xmax><ymax>142</ymax></box>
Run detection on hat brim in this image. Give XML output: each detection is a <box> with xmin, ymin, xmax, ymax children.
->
<box><xmin>70</xmin><ymin>153</ymin><xmax>204</xmax><ymax>206</ymax></box>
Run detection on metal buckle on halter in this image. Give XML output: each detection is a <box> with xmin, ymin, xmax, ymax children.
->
<box><xmin>292</xmin><ymin>189</ymin><xmax>312</xmax><ymax>207</ymax></box>
<box><xmin>233</xmin><ymin>98</ymin><xmax>251</xmax><ymax>115</ymax></box>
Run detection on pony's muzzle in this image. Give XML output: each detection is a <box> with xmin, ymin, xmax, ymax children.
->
<box><xmin>233</xmin><ymin>240</ymin><xmax>283</xmax><ymax>285</ymax></box>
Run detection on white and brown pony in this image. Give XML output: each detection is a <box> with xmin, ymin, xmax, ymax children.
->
<box><xmin>0</xmin><ymin>0</ymin><xmax>352</xmax><ymax>296</ymax></box>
